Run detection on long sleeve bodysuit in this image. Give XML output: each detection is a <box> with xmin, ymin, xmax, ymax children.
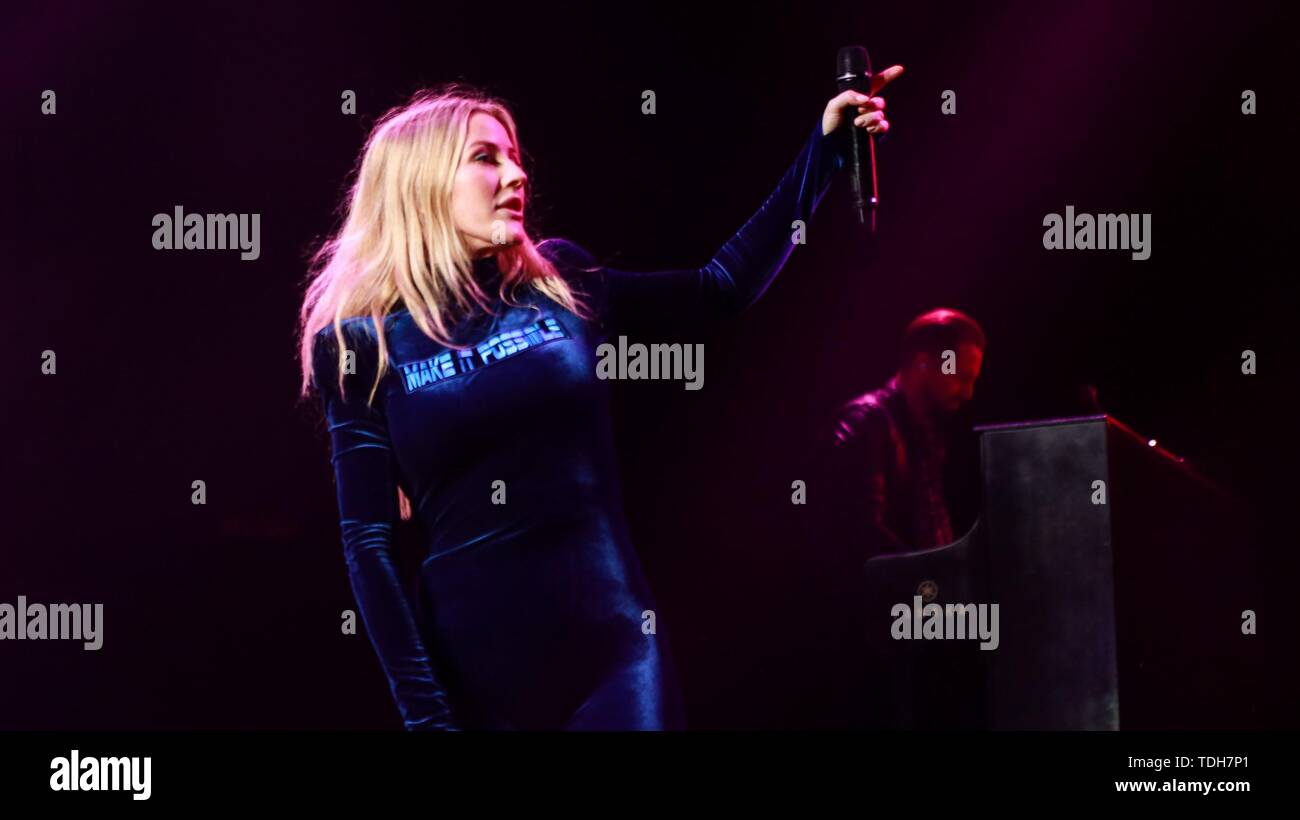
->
<box><xmin>312</xmin><ymin>117</ymin><xmax>851</xmax><ymax>729</ymax></box>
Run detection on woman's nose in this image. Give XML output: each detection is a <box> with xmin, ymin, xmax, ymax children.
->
<box><xmin>503</xmin><ymin>160</ymin><xmax>527</xmax><ymax>189</ymax></box>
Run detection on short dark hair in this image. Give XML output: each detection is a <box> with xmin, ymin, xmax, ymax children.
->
<box><xmin>900</xmin><ymin>308</ymin><xmax>986</xmax><ymax>366</ymax></box>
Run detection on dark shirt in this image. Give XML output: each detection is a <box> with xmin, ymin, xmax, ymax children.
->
<box><xmin>311</xmin><ymin>117</ymin><xmax>851</xmax><ymax>729</ymax></box>
<box><xmin>826</xmin><ymin>375</ymin><xmax>955</xmax><ymax>558</ymax></box>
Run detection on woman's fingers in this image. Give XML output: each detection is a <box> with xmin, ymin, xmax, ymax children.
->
<box><xmin>840</xmin><ymin>91</ymin><xmax>885</xmax><ymax>111</ymax></box>
<box><xmin>869</xmin><ymin>64</ymin><xmax>905</xmax><ymax>95</ymax></box>
<box><xmin>856</xmin><ymin>96</ymin><xmax>885</xmax><ymax>114</ymax></box>
<box><xmin>854</xmin><ymin>111</ymin><xmax>887</xmax><ymax>130</ymax></box>
<box><xmin>823</xmin><ymin>87</ymin><xmax>893</xmax><ymax>135</ymax></box>
<box><xmin>831</xmin><ymin>88</ymin><xmax>868</xmax><ymax>109</ymax></box>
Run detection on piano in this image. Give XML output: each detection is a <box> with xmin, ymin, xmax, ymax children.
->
<box><xmin>858</xmin><ymin>414</ymin><xmax>1260</xmax><ymax>729</ymax></box>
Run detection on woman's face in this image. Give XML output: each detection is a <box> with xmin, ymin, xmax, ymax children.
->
<box><xmin>451</xmin><ymin>112</ymin><xmax>528</xmax><ymax>257</ymax></box>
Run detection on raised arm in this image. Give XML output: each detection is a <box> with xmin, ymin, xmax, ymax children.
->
<box><xmin>311</xmin><ymin>323</ymin><xmax>458</xmax><ymax>730</ymax></box>
<box><xmin>543</xmin><ymin>72</ymin><xmax>902</xmax><ymax>329</ymax></box>
<box><xmin>543</xmin><ymin>119</ymin><xmax>846</xmax><ymax>328</ymax></box>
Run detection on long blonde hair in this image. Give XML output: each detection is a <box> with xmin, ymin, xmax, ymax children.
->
<box><xmin>298</xmin><ymin>83</ymin><xmax>586</xmax><ymax>407</ymax></box>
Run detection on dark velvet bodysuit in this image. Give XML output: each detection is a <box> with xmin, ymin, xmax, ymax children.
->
<box><xmin>311</xmin><ymin>117</ymin><xmax>850</xmax><ymax>729</ymax></box>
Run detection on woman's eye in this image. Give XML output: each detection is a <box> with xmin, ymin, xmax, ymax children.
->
<box><xmin>474</xmin><ymin>153</ymin><xmax>494</xmax><ymax>164</ymax></box>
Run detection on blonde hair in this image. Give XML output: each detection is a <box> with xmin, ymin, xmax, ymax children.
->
<box><xmin>297</xmin><ymin>82</ymin><xmax>587</xmax><ymax>407</ymax></box>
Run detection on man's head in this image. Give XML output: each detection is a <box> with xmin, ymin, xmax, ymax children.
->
<box><xmin>897</xmin><ymin>308</ymin><xmax>986</xmax><ymax>417</ymax></box>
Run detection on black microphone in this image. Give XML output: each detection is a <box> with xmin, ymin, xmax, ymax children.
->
<box><xmin>835</xmin><ymin>45</ymin><xmax>879</xmax><ymax>230</ymax></box>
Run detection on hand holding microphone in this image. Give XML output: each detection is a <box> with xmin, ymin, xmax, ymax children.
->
<box><xmin>823</xmin><ymin>51</ymin><xmax>903</xmax><ymax>230</ymax></box>
<box><xmin>821</xmin><ymin>63</ymin><xmax>902</xmax><ymax>137</ymax></box>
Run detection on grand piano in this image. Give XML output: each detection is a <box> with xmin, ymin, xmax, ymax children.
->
<box><xmin>857</xmin><ymin>414</ymin><xmax>1260</xmax><ymax>729</ymax></box>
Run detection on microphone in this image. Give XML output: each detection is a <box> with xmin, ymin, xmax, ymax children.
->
<box><xmin>835</xmin><ymin>45</ymin><xmax>879</xmax><ymax>231</ymax></box>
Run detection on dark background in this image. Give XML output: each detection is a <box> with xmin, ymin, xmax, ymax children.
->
<box><xmin>5</xmin><ymin>0</ymin><xmax>1295</xmax><ymax>729</ymax></box>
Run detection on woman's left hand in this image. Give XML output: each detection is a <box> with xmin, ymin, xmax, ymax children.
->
<box><xmin>822</xmin><ymin>64</ymin><xmax>904</xmax><ymax>137</ymax></box>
